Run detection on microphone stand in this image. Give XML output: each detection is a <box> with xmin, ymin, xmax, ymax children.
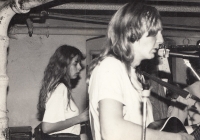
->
<box><xmin>142</xmin><ymin>81</ymin><xmax>151</xmax><ymax>140</ymax></box>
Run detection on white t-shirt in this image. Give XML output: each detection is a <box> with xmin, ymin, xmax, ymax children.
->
<box><xmin>43</xmin><ymin>83</ymin><xmax>80</xmax><ymax>135</ymax></box>
<box><xmin>88</xmin><ymin>56</ymin><xmax>153</xmax><ymax>140</ymax></box>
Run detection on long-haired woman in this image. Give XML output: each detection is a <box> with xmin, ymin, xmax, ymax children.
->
<box><xmin>38</xmin><ymin>45</ymin><xmax>89</xmax><ymax>140</ymax></box>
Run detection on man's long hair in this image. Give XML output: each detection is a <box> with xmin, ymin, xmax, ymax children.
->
<box><xmin>87</xmin><ymin>2</ymin><xmax>162</xmax><ymax>83</ymax></box>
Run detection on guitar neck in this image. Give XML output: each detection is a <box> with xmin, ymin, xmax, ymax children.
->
<box><xmin>140</xmin><ymin>71</ymin><xmax>189</xmax><ymax>98</ymax></box>
<box><xmin>184</xmin><ymin>59</ymin><xmax>200</xmax><ymax>80</ymax></box>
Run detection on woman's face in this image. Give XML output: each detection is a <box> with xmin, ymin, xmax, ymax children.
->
<box><xmin>132</xmin><ymin>30</ymin><xmax>164</xmax><ymax>62</ymax></box>
<box><xmin>69</xmin><ymin>55</ymin><xmax>82</xmax><ymax>79</ymax></box>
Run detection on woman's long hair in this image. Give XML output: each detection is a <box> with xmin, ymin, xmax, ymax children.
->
<box><xmin>37</xmin><ymin>45</ymin><xmax>85</xmax><ymax>121</ymax></box>
<box><xmin>87</xmin><ymin>2</ymin><xmax>162</xmax><ymax>82</ymax></box>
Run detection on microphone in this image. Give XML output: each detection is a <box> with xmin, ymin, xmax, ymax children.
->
<box><xmin>157</xmin><ymin>48</ymin><xmax>199</xmax><ymax>58</ymax></box>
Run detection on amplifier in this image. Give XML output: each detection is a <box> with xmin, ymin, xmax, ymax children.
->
<box><xmin>8</xmin><ymin>126</ymin><xmax>32</xmax><ymax>140</ymax></box>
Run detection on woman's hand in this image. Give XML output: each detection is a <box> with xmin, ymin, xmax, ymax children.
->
<box><xmin>79</xmin><ymin>108</ymin><xmax>89</xmax><ymax>123</ymax></box>
<box><xmin>42</xmin><ymin>108</ymin><xmax>89</xmax><ymax>134</ymax></box>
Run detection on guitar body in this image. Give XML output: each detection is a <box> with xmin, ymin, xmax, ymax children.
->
<box><xmin>148</xmin><ymin>117</ymin><xmax>200</xmax><ymax>140</ymax></box>
<box><xmin>148</xmin><ymin>117</ymin><xmax>187</xmax><ymax>133</ymax></box>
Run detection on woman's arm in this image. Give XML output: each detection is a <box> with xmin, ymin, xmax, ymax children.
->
<box><xmin>99</xmin><ymin>99</ymin><xmax>193</xmax><ymax>140</ymax></box>
<box><xmin>42</xmin><ymin>108</ymin><xmax>89</xmax><ymax>134</ymax></box>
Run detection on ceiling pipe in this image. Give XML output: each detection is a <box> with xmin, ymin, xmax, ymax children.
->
<box><xmin>9</xmin><ymin>26</ymin><xmax>107</xmax><ymax>36</ymax></box>
<box><xmin>47</xmin><ymin>13</ymin><xmax>110</xmax><ymax>24</ymax></box>
<box><xmin>8</xmin><ymin>25</ymin><xmax>200</xmax><ymax>38</ymax></box>
<box><xmin>0</xmin><ymin>0</ymin><xmax>55</xmax><ymax>139</ymax></box>
<box><xmin>0</xmin><ymin>1</ymin><xmax>29</xmax><ymax>139</ymax></box>
<box><xmin>30</xmin><ymin>12</ymin><xmax>200</xmax><ymax>31</ymax></box>
<box><xmin>17</xmin><ymin>0</ymin><xmax>54</xmax><ymax>10</ymax></box>
<box><xmin>51</xmin><ymin>3</ymin><xmax>200</xmax><ymax>13</ymax></box>
<box><xmin>52</xmin><ymin>3</ymin><xmax>121</xmax><ymax>11</ymax></box>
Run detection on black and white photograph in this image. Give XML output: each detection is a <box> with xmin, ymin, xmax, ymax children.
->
<box><xmin>0</xmin><ymin>0</ymin><xmax>200</xmax><ymax>140</ymax></box>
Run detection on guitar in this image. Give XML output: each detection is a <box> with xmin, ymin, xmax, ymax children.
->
<box><xmin>147</xmin><ymin>117</ymin><xmax>200</xmax><ymax>140</ymax></box>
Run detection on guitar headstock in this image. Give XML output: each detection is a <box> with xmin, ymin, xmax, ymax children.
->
<box><xmin>183</xmin><ymin>59</ymin><xmax>192</xmax><ymax>68</ymax></box>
